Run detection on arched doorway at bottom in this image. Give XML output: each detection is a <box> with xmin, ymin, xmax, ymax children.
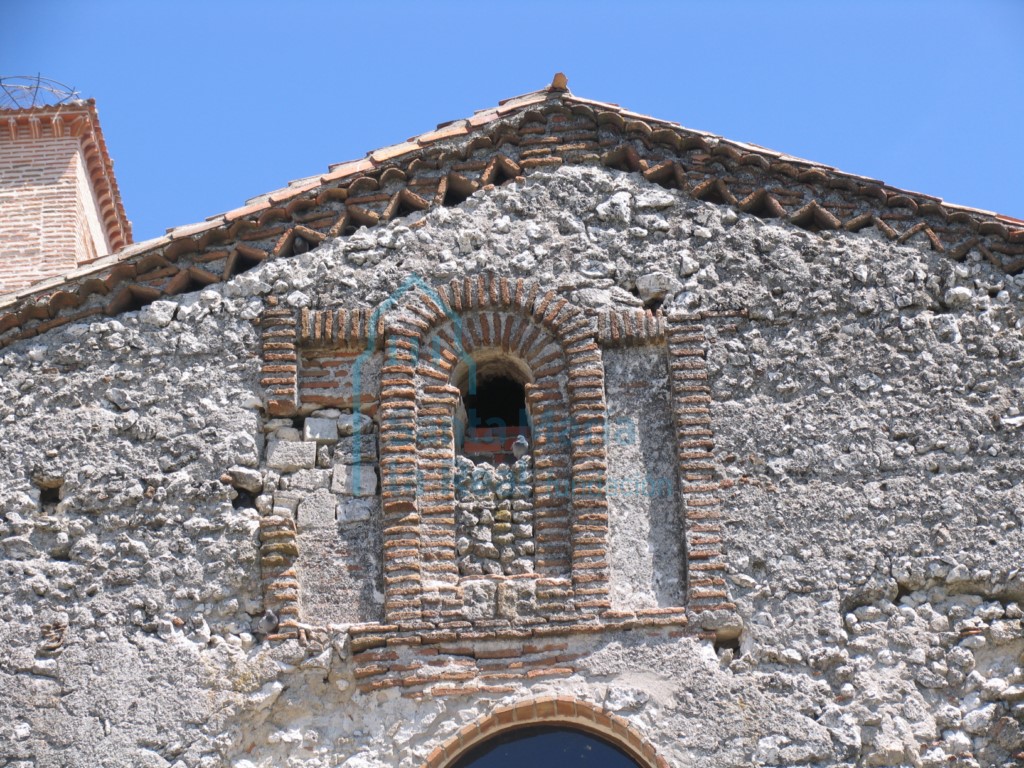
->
<box><xmin>422</xmin><ymin>697</ymin><xmax>665</xmax><ymax>768</ymax></box>
<box><xmin>451</xmin><ymin>725</ymin><xmax>642</xmax><ymax>767</ymax></box>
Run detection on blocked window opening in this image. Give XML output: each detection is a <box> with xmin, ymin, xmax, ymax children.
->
<box><xmin>451</xmin><ymin>726</ymin><xmax>644</xmax><ymax>768</ymax></box>
<box><xmin>456</xmin><ymin>357</ymin><xmax>532</xmax><ymax>467</ymax></box>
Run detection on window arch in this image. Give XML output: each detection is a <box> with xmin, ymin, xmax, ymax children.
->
<box><xmin>378</xmin><ymin>275</ymin><xmax>612</xmax><ymax>625</ymax></box>
<box><xmin>422</xmin><ymin>697</ymin><xmax>664</xmax><ymax>768</ymax></box>
<box><xmin>453</xmin><ymin>351</ymin><xmax>533</xmax><ymax>465</ymax></box>
<box><xmin>451</xmin><ymin>726</ymin><xmax>642</xmax><ymax>768</ymax></box>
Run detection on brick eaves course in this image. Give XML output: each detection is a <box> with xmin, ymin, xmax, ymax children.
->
<box><xmin>1</xmin><ymin>77</ymin><xmax>1022</xmax><ymax>348</ymax></box>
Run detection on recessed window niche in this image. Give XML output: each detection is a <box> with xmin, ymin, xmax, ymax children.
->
<box><xmin>452</xmin><ymin>352</ymin><xmax>535</xmax><ymax>576</ymax></box>
<box><xmin>454</xmin><ymin>352</ymin><xmax>533</xmax><ymax>466</ymax></box>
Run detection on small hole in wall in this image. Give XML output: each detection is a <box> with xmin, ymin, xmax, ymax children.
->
<box><xmin>628</xmin><ymin>286</ymin><xmax>664</xmax><ymax>313</ymax></box>
<box><xmin>33</xmin><ymin>476</ymin><xmax>63</xmax><ymax>508</ymax></box>
<box><xmin>442</xmin><ymin>181</ymin><xmax>472</xmax><ymax>207</ymax></box>
<box><xmin>894</xmin><ymin>582</ymin><xmax>912</xmax><ymax>604</ymax></box>
<box><xmin>714</xmin><ymin>635</ymin><xmax>742</xmax><ymax>659</ymax></box>
<box><xmin>233</xmin><ymin>490</ymin><xmax>256</xmax><ymax>510</ymax></box>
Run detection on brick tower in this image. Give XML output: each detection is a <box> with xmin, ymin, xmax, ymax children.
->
<box><xmin>0</xmin><ymin>95</ymin><xmax>131</xmax><ymax>294</ymax></box>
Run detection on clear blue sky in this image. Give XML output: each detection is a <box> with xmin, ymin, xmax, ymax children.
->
<box><xmin>4</xmin><ymin>1</ymin><xmax>1023</xmax><ymax>243</ymax></box>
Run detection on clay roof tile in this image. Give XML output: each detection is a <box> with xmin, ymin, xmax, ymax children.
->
<box><xmin>1</xmin><ymin>76</ymin><xmax>1019</xmax><ymax>347</ymax></box>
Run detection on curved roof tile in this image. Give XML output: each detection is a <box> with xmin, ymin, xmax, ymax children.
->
<box><xmin>1</xmin><ymin>76</ymin><xmax>1021</xmax><ymax>348</ymax></box>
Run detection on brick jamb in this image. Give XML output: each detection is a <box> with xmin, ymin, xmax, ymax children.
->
<box><xmin>663</xmin><ymin>311</ymin><xmax>739</xmax><ymax>616</ymax></box>
<box><xmin>380</xmin><ymin>275</ymin><xmax>610</xmax><ymax>625</ymax></box>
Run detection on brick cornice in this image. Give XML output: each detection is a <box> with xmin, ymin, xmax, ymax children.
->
<box><xmin>1</xmin><ymin>100</ymin><xmax>132</xmax><ymax>255</ymax></box>
<box><xmin>3</xmin><ymin>82</ymin><xmax>1021</xmax><ymax>348</ymax></box>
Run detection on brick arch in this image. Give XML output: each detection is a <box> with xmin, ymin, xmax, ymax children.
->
<box><xmin>422</xmin><ymin>696</ymin><xmax>667</xmax><ymax>768</ymax></box>
<box><xmin>377</xmin><ymin>274</ymin><xmax>610</xmax><ymax>624</ymax></box>
<box><xmin>417</xmin><ymin>309</ymin><xmax>570</xmax><ymax>589</ymax></box>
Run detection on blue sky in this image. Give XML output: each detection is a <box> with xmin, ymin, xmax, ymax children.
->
<box><xmin>4</xmin><ymin>1</ymin><xmax>1023</xmax><ymax>243</ymax></box>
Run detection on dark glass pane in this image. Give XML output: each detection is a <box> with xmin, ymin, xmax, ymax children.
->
<box><xmin>452</xmin><ymin>726</ymin><xmax>643</xmax><ymax>768</ymax></box>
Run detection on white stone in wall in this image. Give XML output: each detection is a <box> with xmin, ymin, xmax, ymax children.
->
<box><xmin>297</xmin><ymin>488</ymin><xmax>337</xmax><ymax>528</ymax></box>
<box><xmin>338</xmin><ymin>498</ymin><xmax>375</xmax><ymax>523</ymax></box>
<box><xmin>303</xmin><ymin>418</ymin><xmax>339</xmax><ymax>444</ymax></box>
<box><xmin>287</xmin><ymin>468</ymin><xmax>331</xmax><ymax>491</ymax></box>
<box><xmin>226</xmin><ymin>465</ymin><xmax>263</xmax><ymax>493</ymax></box>
<box><xmin>273</xmin><ymin>426</ymin><xmax>301</xmax><ymax>442</ymax></box>
<box><xmin>595</xmin><ymin>191</ymin><xmax>632</xmax><ymax>224</ymax></box>
<box><xmin>635</xmin><ymin>271</ymin><xmax>680</xmax><ymax>302</ymax></box>
<box><xmin>266</xmin><ymin>440</ymin><xmax>317</xmax><ymax>472</ymax></box>
<box><xmin>138</xmin><ymin>300</ymin><xmax>177</xmax><ymax>327</ymax></box>
<box><xmin>337</xmin><ymin>413</ymin><xmax>374</xmax><ymax>436</ymax></box>
<box><xmin>331</xmin><ymin>464</ymin><xmax>377</xmax><ymax>496</ymax></box>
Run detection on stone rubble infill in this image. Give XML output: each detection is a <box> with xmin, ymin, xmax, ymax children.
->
<box><xmin>259</xmin><ymin>410</ymin><xmax>381</xmax><ymax>636</ymax></box>
<box><xmin>454</xmin><ymin>454</ymin><xmax>535</xmax><ymax>576</ymax></box>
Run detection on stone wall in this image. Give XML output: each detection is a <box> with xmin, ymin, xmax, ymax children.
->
<box><xmin>1</xmin><ymin>165</ymin><xmax>1022</xmax><ymax>767</ymax></box>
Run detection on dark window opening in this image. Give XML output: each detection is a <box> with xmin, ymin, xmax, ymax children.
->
<box><xmin>452</xmin><ymin>726</ymin><xmax>643</xmax><ymax>768</ymax></box>
<box><xmin>460</xmin><ymin>372</ymin><xmax>530</xmax><ymax>466</ymax></box>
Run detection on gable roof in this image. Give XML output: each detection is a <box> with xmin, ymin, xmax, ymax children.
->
<box><xmin>1</xmin><ymin>75</ymin><xmax>1021</xmax><ymax>349</ymax></box>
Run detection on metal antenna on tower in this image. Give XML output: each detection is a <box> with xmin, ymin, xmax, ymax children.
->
<box><xmin>0</xmin><ymin>74</ymin><xmax>80</xmax><ymax>109</ymax></box>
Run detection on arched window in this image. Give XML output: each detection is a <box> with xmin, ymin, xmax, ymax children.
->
<box><xmin>454</xmin><ymin>353</ymin><xmax>532</xmax><ymax>466</ymax></box>
<box><xmin>451</xmin><ymin>726</ymin><xmax>643</xmax><ymax>768</ymax></box>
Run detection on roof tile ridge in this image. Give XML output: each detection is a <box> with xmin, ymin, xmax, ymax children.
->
<box><xmin>232</xmin><ymin>88</ymin><xmax>560</xmax><ymax>215</ymax></box>
<box><xmin>5</xmin><ymin>80</ymin><xmax>1022</xmax><ymax>321</ymax></box>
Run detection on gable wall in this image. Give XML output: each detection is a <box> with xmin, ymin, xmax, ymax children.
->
<box><xmin>0</xmin><ymin>166</ymin><xmax>1021</xmax><ymax>767</ymax></box>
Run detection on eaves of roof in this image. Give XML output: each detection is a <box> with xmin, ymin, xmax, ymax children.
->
<box><xmin>1</xmin><ymin>76</ymin><xmax>1021</xmax><ymax>349</ymax></box>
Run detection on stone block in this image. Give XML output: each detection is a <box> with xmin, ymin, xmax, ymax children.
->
<box><xmin>334</xmin><ymin>434</ymin><xmax>377</xmax><ymax>464</ymax></box>
<box><xmin>226</xmin><ymin>466</ymin><xmax>263</xmax><ymax>493</ymax></box>
<box><xmin>338</xmin><ymin>497</ymin><xmax>377</xmax><ymax>524</ymax></box>
<box><xmin>331</xmin><ymin>464</ymin><xmax>378</xmax><ymax>497</ymax></box>
<box><xmin>272</xmin><ymin>490</ymin><xmax>303</xmax><ymax>515</ymax></box>
<box><xmin>297</xmin><ymin>489</ymin><xmax>337</xmax><ymax>528</ymax></box>
<box><xmin>337</xmin><ymin>412</ymin><xmax>375</xmax><ymax>436</ymax></box>
<box><xmin>287</xmin><ymin>469</ymin><xmax>331</xmax><ymax>491</ymax></box>
<box><xmin>266</xmin><ymin>440</ymin><xmax>316</xmax><ymax>472</ymax></box>
<box><xmin>461</xmin><ymin>579</ymin><xmax>497</xmax><ymax>621</ymax></box>
<box><xmin>303</xmin><ymin>418</ymin><xmax>339</xmax><ymax>444</ymax></box>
